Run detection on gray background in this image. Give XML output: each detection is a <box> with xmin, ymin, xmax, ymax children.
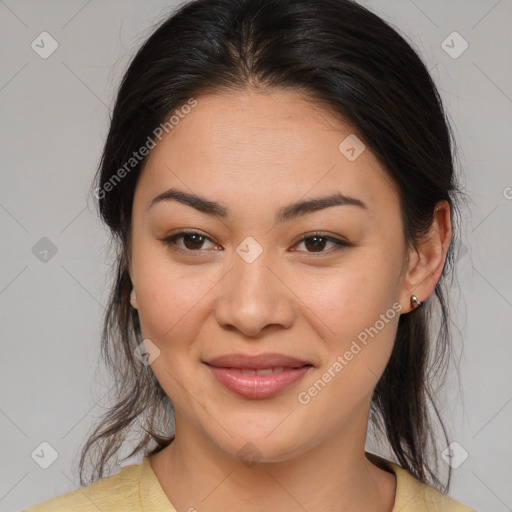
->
<box><xmin>1</xmin><ymin>0</ymin><xmax>511</xmax><ymax>510</ymax></box>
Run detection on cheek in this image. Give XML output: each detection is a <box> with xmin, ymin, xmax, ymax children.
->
<box><xmin>136</xmin><ymin>268</ymin><xmax>211</xmax><ymax>340</ymax></box>
<box><xmin>291</xmin><ymin>252</ymin><xmax>401</xmax><ymax>392</ymax></box>
<box><xmin>133</xmin><ymin>262</ymin><xmax>215</xmax><ymax>406</ymax></box>
<box><xmin>132</xmin><ymin>241</ymin><xmax>226</xmax><ymax>355</ymax></box>
<box><xmin>291</xmin><ymin>254</ymin><xmax>401</xmax><ymax>336</ymax></box>
<box><xmin>296</xmin><ymin>273</ymin><xmax>400</xmax><ymax>414</ymax></box>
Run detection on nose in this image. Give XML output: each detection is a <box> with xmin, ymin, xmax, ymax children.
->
<box><xmin>213</xmin><ymin>249</ymin><xmax>296</xmax><ymax>338</ymax></box>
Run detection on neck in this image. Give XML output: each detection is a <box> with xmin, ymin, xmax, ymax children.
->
<box><xmin>149</xmin><ymin>409</ymin><xmax>396</xmax><ymax>512</ymax></box>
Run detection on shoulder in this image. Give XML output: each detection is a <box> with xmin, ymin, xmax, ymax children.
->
<box><xmin>366</xmin><ymin>451</ymin><xmax>477</xmax><ymax>512</ymax></box>
<box><xmin>392</xmin><ymin>462</ymin><xmax>477</xmax><ymax>511</ymax></box>
<box><xmin>23</xmin><ymin>462</ymin><xmax>143</xmax><ymax>512</ymax></box>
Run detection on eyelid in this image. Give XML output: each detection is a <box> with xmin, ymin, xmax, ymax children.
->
<box><xmin>294</xmin><ymin>231</ymin><xmax>349</xmax><ymax>245</ymax></box>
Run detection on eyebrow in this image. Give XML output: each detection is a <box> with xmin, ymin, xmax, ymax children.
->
<box><xmin>149</xmin><ymin>187</ymin><xmax>367</xmax><ymax>223</ymax></box>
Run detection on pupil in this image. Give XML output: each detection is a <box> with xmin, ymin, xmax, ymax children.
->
<box><xmin>185</xmin><ymin>234</ymin><xmax>203</xmax><ymax>250</ymax></box>
<box><xmin>306</xmin><ymin>236</ymin><xmax>325</xmax><ymax>252</ymax></box>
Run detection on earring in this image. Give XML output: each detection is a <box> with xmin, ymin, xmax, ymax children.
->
<box><xmin>410</xmin><ymin>295</ymin><xmax>423</xmax><ymax>309</ymax></box>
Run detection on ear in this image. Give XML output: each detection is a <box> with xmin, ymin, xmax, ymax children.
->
<box><xmin>399</xmin><ymin>200</ymin><xmax>452</xmax><ymax>313</ymax></box>
<box><xmin>130</xmin><ymin>288</ymin><xmax>138</xmax><ymax>310</ymax></box>
<box><xmin>127</xmin><ymin>254</ymin><xmax>138</xmax><ymax>310</ymax></box>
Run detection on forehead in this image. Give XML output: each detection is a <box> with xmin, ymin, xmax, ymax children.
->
<box><xmin>135</xmin><ymin>88</ymin><xmax>400</xmax><ymax>221</ymax></box>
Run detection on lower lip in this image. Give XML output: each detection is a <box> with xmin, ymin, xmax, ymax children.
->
<box><xmin>206</xmin><ymin>365</ymin><xmax>311</xmax><ymax>399</ymax></box>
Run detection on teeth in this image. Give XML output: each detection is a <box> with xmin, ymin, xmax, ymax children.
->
<box><xmin>236</xmin><ymin>367</ymin><xmax>286</xmax><ymax>375</ymax></box>
<box><xmin>256</xmin><ymin>368</ymin><xmax>273</xmax><ymax>375</ymax></box>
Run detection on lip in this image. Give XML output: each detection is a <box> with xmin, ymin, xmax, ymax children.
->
<box><xmin>205</xmin><ymin>352</ymin><xmax>311</xmax><ymax>369</ymax></box>
<box><xmin>204</xmin><ymin>352</ymin><xmax>313</xmax><ymax>399</ymax></box>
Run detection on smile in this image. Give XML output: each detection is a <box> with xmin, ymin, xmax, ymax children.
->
<box><xmin>206</xmin><ymin>365</ymin><xmax>312</xmax><ymax>399</ymax></box>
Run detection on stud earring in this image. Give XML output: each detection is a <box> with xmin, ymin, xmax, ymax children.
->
<box><xmin>410</xmin><ymin>295</ymin><xmax>423</xmax><ymax>309</ymax></box>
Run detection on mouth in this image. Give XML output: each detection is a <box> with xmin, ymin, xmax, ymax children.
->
<box><xmin>204</xmin><ymin>352</ymin><xmax>312</xmax><ymax>369</ymax></box>
<box><xmin>203</xmin><ymin>353</ymin><xmax>313</xmax><ymax>399</ymax></box>
<box><xmin>218</xmin><ymin>366</ymin><xmax>306</xmax><ymax>375</ymax></box>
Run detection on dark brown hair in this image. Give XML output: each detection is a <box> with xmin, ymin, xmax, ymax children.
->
<box><xmin>81</xmin><ymin>0</ymin><xmax>466</xmax><ymax>492</ymax></box>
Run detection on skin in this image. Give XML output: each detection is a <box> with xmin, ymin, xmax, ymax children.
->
<box><xmin>128</xmin><ymin>88</ymin><xmax>452</xmax><ymax>512</ymax></box>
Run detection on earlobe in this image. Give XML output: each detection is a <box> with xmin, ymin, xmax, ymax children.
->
<box><xmin>130</xmin><ymin>288</ymin><xmax>138</xmax><ymax>309</ymax></box>
<box><xmin>128</xmin><ymin>257</ymin><xmax>138</xmax><ymax>309</ymax></box>
<box><xmin>399</xmin><ymin>248</ymin><xmax>431</xmax><ymax>314</ymax></box>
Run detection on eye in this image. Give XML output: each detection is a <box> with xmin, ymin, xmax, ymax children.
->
<box><xmin>160</xmin><ymin>230</ymin><xmax>350</xmax><ymax>256</ymax></box>
<box><xmin>161</xmin><ymin>230</ymin><xmax>219</xmax><ymax>254</ymax></box>
<box><xmin>292</xmin><ymin>232</ymin><xmax>350</xmax><ymax>254</ymax></box>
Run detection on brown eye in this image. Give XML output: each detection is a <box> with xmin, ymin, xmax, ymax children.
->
<box><xmin>293</xmin><ymin>232</ymin><xmax>349</xmax><ymax>254</ymax></box>
<box><xmin>302</xmin><ymin>235</ymin><xmax>329</xmax><ymax>252</ymax></box>
<box><xmin>180</xmin><ymin>233</ymin><xmax>207</xmax><ymax>250</ymax></box>
<box><xmin>162</xmin><ymin>230</ymin><xmax>218</xmax><ymax>253</ymax></box>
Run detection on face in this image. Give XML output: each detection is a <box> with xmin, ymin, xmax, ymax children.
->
<box><xmin>129</xmin><ymin>88</ymin><xmax>411</xmax><ymax>462</ymax></box>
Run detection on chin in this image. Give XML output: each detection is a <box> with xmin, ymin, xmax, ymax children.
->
<box><xmin>206</xmin><ymin>426</ymin><xmax>314</xmax><ymax>466</ymax></box>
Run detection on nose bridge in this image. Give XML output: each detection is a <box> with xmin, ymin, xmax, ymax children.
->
<box><xmin>234</xmin><ymin>241</ymin><xmax>273</xmax><ymax>294</ymax></box>
<box><xmin>231</xmin><ymin>238</ymin><xmax>278</xmax><ymax>305</ymax></box>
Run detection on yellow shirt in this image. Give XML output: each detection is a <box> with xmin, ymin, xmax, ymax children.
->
<box><xmin>24</xmin><ymin>452</ymin><xmax>477</xmax><ymax>511</ymax></box>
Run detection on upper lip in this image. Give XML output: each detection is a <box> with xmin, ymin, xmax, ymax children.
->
<box><xmin>204</xmin><ymin>352</ymin><xmax>312</xmax><ymax>369</ymax></box>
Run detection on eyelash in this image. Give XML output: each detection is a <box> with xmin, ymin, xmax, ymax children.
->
<box><xmin>161</xmin><ymin>230</ymin><xmax>350</xmax><ymax>257</ymax></box>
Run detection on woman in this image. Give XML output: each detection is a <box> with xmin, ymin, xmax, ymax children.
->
<box><xmin>25</xmin><ymin>0</ymin><xmax>476</xmax><ymax>510</ymax></box>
